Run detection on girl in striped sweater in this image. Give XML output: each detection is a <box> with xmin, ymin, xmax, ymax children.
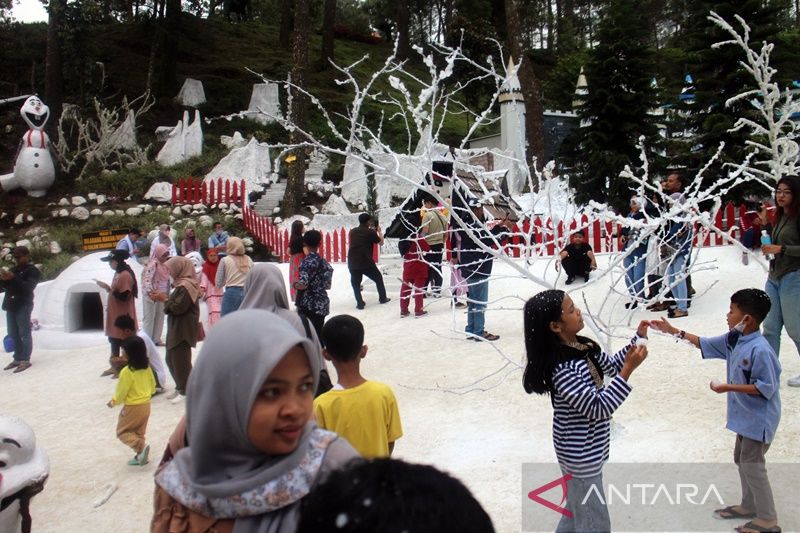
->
<box><xmin>523</xmin><ymin>290</ymin><xmax>649</xmax><ymax>532</ymax></box>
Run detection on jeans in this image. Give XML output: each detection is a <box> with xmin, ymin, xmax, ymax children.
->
<box><xmin>6</xmin><ymin>303</ymin><xmax>33</xmax><ymax>362</ymax></box>
<box><xmin>556</xmin><ymin>471</ymin><xmax>611</xmax><ymax>533</ymax></box>
<box><xmin>349</xmin><ymin>264</ymin><xmax>388</xmax><ymax>305</ymax></box>
<box><xmin>465</xmin><ymin>276</ymin><xmax>489</xmax><ymax>336</ymax></box>
<box><xmin>763</xmin><ymin>270</ymin><xmax>800</xmax><ymax>358</ymax></box>
<box><xmin>665</xmin><ymin>253</ymin><xmax>688</xmax><ymax>312</ymax></box>
<box><xmin>623</xmin><ymin>251</ymin><xmax>646</xmax><ymax>299</ymax></box>
<box><xmin>220</xmin><ymin>286</ymin><xmax>244</xmax><ymax>316</ymax></box>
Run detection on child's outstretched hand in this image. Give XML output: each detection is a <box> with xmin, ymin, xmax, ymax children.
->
<box><xmin>649</xmin><ymin>317</ymin><xmax>677</xmax><ymax>336</ymax></box>
<box><xmin>636</xmin><ymin>320</ymin><xmax>650</xmax><ymax>338</ymax></box>
<box><xmin>709</xmin><ymin>379</ymin><xmax>727</xmax><ymax>393</ymax></box>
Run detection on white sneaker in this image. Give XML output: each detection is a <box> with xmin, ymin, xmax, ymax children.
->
<box><xmin>787</xmin><ymin>375</ymin><xmax>800</xmax><ymax>387</ymax></box>
<box><xmin>170</xmin><ymin>394</ymin><xmax>185</xmax><ymax>404</ymax></box>
<box><xmin>165</xmin><ymin>390</ymin><xmax>179</xmax><ymax>400</ymax></box>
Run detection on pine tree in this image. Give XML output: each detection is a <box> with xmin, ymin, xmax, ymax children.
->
<box><xmin>673</xmin><ymin>0</ymin><xmax>787</xmax><ymax>197</ymax></box>
<box><xmin>561</xmin><ymin>0</ymin><xmax>660</xmax><ymax>210</ymax></box>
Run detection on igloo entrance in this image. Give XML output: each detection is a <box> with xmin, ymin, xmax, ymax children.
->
<box><xmin>64</xmin><ymin>286</ymin><xmax>104</xmax><ymax>332</ymax></box>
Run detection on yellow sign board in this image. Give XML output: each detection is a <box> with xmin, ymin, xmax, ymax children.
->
<box><xmin>81</xmin><ymin>228</ymin><xmax>130</xmax><ymax>252</ymax></box>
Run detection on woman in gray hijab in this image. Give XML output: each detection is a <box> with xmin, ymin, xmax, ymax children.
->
<box><xmin>240</xmin><ymin>263</ymin><xmax>331</xmax><ymax>395</ymax></box>
<box><xmin>152</xmin><ymin>309</ymin><xmax>358</xmax><ymax>533</ymax></box>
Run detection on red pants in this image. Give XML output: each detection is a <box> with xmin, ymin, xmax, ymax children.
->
<box><xmin>400</xmin><ymin>270</ymin><xmax>427</xmax><ymax>313</ymax></box>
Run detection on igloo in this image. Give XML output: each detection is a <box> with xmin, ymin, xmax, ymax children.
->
<box><xmin>33</xmin><ymin>252</ymin><xmax>143</xmax><ymax>333</ymax></box>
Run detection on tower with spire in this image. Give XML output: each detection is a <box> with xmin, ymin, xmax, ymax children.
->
<box><xmin>499</xmin><ymin>57</ymin><xmax>528</xmax><ymax>194</ymax></box>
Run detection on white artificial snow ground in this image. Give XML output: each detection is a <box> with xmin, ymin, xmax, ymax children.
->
<box><xmin>2</xmin><ymin>246</ymin><xmax>799</xmax><ymax>532</ymax></box>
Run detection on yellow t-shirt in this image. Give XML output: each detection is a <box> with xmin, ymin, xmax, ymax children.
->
<box><xmin>313</xmin><ymin>381</ymin><xmax>403</xmax><ymax>458</ymax></box>
<box><xmin>113</xmin><ymin>366</ymin><xmax>156</xmax><ymax>406</ymax></box>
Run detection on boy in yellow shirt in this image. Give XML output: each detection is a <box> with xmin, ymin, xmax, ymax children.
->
<box><xmin>107</xmin><ymin>335</ymin><xmax>155</xmax><ymax>466</ymax></box>
<box><xmin>314</xmin><ymin>315</ymin><xmax>402</xmax><ymax>457</ymax></box>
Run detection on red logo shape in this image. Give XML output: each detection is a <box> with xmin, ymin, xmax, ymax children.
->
<box><xmin>528</xmin><ymin>473</ymin><xmax>573</xmax><ymax>518</ymax></box>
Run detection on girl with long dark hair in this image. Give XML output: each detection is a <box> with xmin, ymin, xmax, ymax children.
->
<box><xmin>288</xmin><ymin>220</ymin><xmax>305</xmax><ymax>301</ymax></box>
<box><xmin>523</xmin><ymin>289</ymin><xmax>649</xmax><ymax>532</ymax></box>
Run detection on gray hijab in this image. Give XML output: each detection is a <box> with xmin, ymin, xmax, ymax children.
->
<box><xmin>175</xmin><ymin>309</ymin><xmax>320</xmax><ymax>499</ymax></box>
<box><xmin>240</xmin><ymin>263</ymin><xmax>290</xmax><ymax>311</ymax></box>
<box><xmin>240</xmin><ymin>263</ymin><xmax>324</xmax><ymax>356</ymax></box>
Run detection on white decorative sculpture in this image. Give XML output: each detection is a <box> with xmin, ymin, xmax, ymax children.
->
<box><xmin>155</xmin><ymin>110</ymin><xmax>203</xmax><ymax>167</ymax></box>
<box><xmin>245</xmin><ymin>83</ymin><xmax>282</xmax><ymax>125</ymax></box>
<box><xmin>0</xmin><ymin>415</ymin><xmax>49</xmax><ymax>533</ymax></box>
<box><xmin>175</xmin><ymin>78</ymin><xmax>206</xmax><ymax>108</ymax></box>
<box><xmin>204</xmin><ymin>137</ymin><xmax>272</xmax><ymax>192</ymax></box>
<box><xmin>0</xmin><ymin>96</ymin><xmax>57</xmax><ymax>197</ymax></box>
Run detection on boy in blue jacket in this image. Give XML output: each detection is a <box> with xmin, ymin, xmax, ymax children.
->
<box><xmin>652</xmin><ymin>288</ymin><xmax>781</xmax><ymax>533</ymax></box>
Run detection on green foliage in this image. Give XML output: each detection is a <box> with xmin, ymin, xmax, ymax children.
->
<box><xmin>542</xmin><ymin>50</ymin><xmax>590</xmax><ymax>112</ymax></box>
<box><xmin>561</xmin><ymin>0</ymin><xmax>661</xmax><ymax>211</ymax></box>
<box><xmin>670</xmin><ymin>0</ymin><xmax>787</xmax><ymax>198</ymax></box>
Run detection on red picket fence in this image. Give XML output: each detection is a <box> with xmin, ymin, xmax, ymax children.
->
<box><xmin>175</xmin><ymin>177</ymin><xmax>758</xmax><ymax>264</ymax></box>
<box><xmin>172</xmin><ymin>177</ymin><xmax>247</xmax><ymax>205</ymax></box>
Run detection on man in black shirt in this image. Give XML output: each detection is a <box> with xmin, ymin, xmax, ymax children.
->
<box><xmin>559</xmin><ymin>231</ymin><xmax>597</xmax><ymax>284</ymax></box>
<box><xmin>1</xmin><ymin>246</ymin><xmax>41</xmax><ymax>373</ymax></box>
<box><xmin>348</xmin><ymin>213</ymin><xmax>391</xmax><ymax>309</ymax></box>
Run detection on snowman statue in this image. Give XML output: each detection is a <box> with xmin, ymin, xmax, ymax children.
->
<box><xmin>0</xmin><ymin>96</ymin><xmax>57</xmax><ymax>197</ymax></box>
<box><xmin>0</xmin><ymin>415</ymin><xmax>49</xmax><ymax>533</ymax></box>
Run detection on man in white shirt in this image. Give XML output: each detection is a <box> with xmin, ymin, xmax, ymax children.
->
<box><xmin>116</xmin><ymin>228</ymin><xmax>142</xmax><ymax>257</ymax></box>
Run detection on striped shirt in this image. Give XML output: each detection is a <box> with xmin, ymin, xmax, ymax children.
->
<box><xmin>550</xmin><ymin>335</ymin><xmax>638</xmax><ymax>478</ymax></box>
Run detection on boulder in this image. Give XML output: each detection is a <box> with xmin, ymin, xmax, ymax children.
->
<box><xmin>172</xmin><ymin>207</ymin><xmax>183</xmax><ymax>216</ymax></box>
<box><xmin>71</xmin><ymin>196</ymin><xmax>87</xmax><ymax>206</ymax></box>
<box><xmin>15</xmin><ymin>239</ymin><xmax>32</xmax><ymax>248</ymax></box>
<box><xmin>96</xmin><ymin>194</ymin><xmax>107</xmax><ymax>205</ymax></box>
<box><xmin>49</xmin><ymin>241</ymin><xmax>61</xmax><ymax>254</ymax></box>
<box><xmin>204</xmin><ymin>138</ymin><xmax>272</xmax><ymax>193</ymax></box>
<box><xmin>25</xmin><ymin>215</ymin><xmax>33</xmax><ymax>222</ymax></box>
<box><xmin>221</xmin><ymin>132</ymin><xmax>248</xmax><ymax>149</ymax></box>
<box><xmin>13</xmin><ymin>214</ymin><xmax>24</xmax><ymax>225</ymax></box>
<box><xmin>144</xmin><ymin>182</ymin><xmax>173</xmax><ymax>203</ymax></box>
<box><xmin>90</xmin><ymin>209</ymin><xmax>103</xmax><ymax>216</ymax></box>
<box><xmin>58</xmin><ymin>209</ymin><xmax>69</xmax><ymax>217</ymax></box>
<box><xmin>199</xmin><ymin>215</ymin><xmax>214</xmax><ymax>227</ymax></box>
<box><xmin>58</xmin><ymin>198</ymin><xmax>70</xmax><ymax>206</ymax></box>
<box><xmin>103</xmin><ymin>210</ymin><xmax>115</xmax><ymax>217</ymax></box>
<box><xmin>88</xmin><ymin>192</ymin><xmax>97</xmax><ymax>200</ymax></box>
<box><xmin>71</xmin><ymin>207</ymin><xmax>90</xmax><ymax>220</ymax></box>
<box><xmin>125</xmin><ymin>207</ymin><xmax>143</xmax><ymax>216</ymax></box>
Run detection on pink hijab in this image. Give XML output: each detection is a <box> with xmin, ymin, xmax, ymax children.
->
<box><xmin>149</xmin><ymin>244</ymin><xmax>171</xmax><ymax>291</ymax></box>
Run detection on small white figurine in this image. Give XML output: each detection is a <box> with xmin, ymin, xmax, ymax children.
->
<box><xmin>0</xmin><ymin>415</ymin><xmax>49</xmax><ymax>533</ymax></box>
<box><xmin>0</xmin><ymin>96</ymin><xmax>57</xmax><ymax>197</ymax></box>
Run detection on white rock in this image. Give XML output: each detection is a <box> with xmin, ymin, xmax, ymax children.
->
<box><xmin>218</xmin><ymin>203</ymin><xmax>228</xmax><ymax>210</ymax></box>
<box><xmin>234</xmin><ymin>214</ymin><xmax>243</xmax><ymax>220</ymax></box>
<box><xmin>181</xmin><ymin>205</ymin><xmax>192</xmax><ymax>214</ymax></box>
<box><xmin>71</xmin><ymin>207</ymin><xmax>90</xmax><ymax>220</ymax></box>
<box><xmin>176</xmin><ymin>78</ymin><xmax>206</xmax><ymax>107</ymax></box>
<box><xmin>224</xmin><ymin>215</ymin><xmax>234</xmax><ymax>221</ymax></box>
<box><xmin>172</xmin><ymin>207</ymin><xmax>183</xmax><ymax>216</ymax></box>
<box><xmin>15</xmin><ymin>239</ymin><xmax>31</xmax><ymax>248</ymax></box>
<box><xmin>204</xmin><ymin>138</ymin><xmax>270</xmax><ymax>193</ymax></box>
<box><xmin>245</xmin><ymin>247</ymin><xmax>253</xmax><ymax>253</ymax></box>
<box><xmin>143</xmin><ymin>205</ymin><xmax>153</xmax><ymax>213</ymax></box>
<box><xmin>0</xmin><ymin>213</ymin><xmax>5</xmax><ymax>219</ymax></box>
<box><xmin>220</xmin><ymin>131</ymin><xmax>247</xmax><ymax>149</ymax></box>
<box><xmin>273</xmin><ymin>217</ymin><xmax>282</xmax><ymax>224</ymax></box>
<box><xmin>90</xmin><ymin>209</ymin><xmax>103</xmax><ymax>216</ymax></box>
<box><xmin>103</xmin><ymin>210</ymin><xmax>115</xmax><ymax>217</ymax></box>
<box><xmin>310</xmin><ymin>206</ymin><xmax>319</xmax><ymax>214</ymax></box>
<box><xmin>199</xmin><ymin>215</ymin><xmax>214</xmax><ymax>227</ymax></box>
<box><xmin>244</xmin><ymin>83</ymin><xmax>282</xmax><ymax>125</ymax></box>
<box><xmin>26</xmin><ymin>215</ymin><xmax>33</xmax><ymax>222</ymax></box>
<box><xmin>144</xmin><ymin>182</ymin><xmax>173</xmax><ymax>203</ymax></box>
<box><xmin>125</xmin><ymin>207</ymin><xmax>143</xmax><ymax>216</ymax></box>
<box><xmin>272</xmin><ymin>207</ymin><xmax>281</xmax><ymax>214</ymax></box>
<box><xmin>88</xmin><ymin>192</ymin><xmax>97</xmax><ymax>200</ymax></box>
<box><xmin>14</xmin><ymin>214</ymin><xmax>24</xmax><ymax>225</ymax></box>
<box><xmin>49</xmin><ymin>241</ymin><xmax>61</xmax><ymax>254</ymax></box>
<box><xmin>58</xmin><ymin>198</ymin><xmax>70</xmax><ymax>206</ymax></box>
<box><xmin>0</xmin><ymin>248</ymin><xmax>9</xmax><ymax>259</ymax></box>
<box><xmin>59</xmin><ymin>209</ymin><xmax>69</xmax><ymax>217</ymax></box>
<box><xmin>71</xmin><ymin>196</ymin><xmax>87</xmax><ymax>206</ymax></box>
<box><xmin>230</xmin><ymin>204</ymin><xmax>240</xmax><ymax>213</ymax></box>
<box><xmin>192</xmin><ymin>203</ymin><xmax>206</xmax><ymax>211</ymax></box>
<box><xmin>114</xmin><ymin>209</ymin><xmax>125</xmax><ymax>216</ymax></box>
<box><xmin>242</xmin><ymin>237</ymin><xmax>253</xmax><ymax>246</ymax></box>
<box><xmin>50</xmin><ymin>210</ymin><xmax>59</xmax><ymax>217</ymax></box>
<box><xmin>96</xmin><ymin>195</ymin><xmax>106</xmax><ymax>205</ymax></box>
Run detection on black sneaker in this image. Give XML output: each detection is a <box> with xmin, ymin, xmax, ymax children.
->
<box><xmin>356</xmin><ymin>303</ymin><xmax>365</xmax><ymax>310</ymax></box>
<box><xmin>565</xmin><ymin>276</ymin><xmax>575</xmax><ymax>285</ymax></box>
<box><xmin>379</xmin><ymin>298</ymin><xmax>392</xmax><ymax>304</ymax></box>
